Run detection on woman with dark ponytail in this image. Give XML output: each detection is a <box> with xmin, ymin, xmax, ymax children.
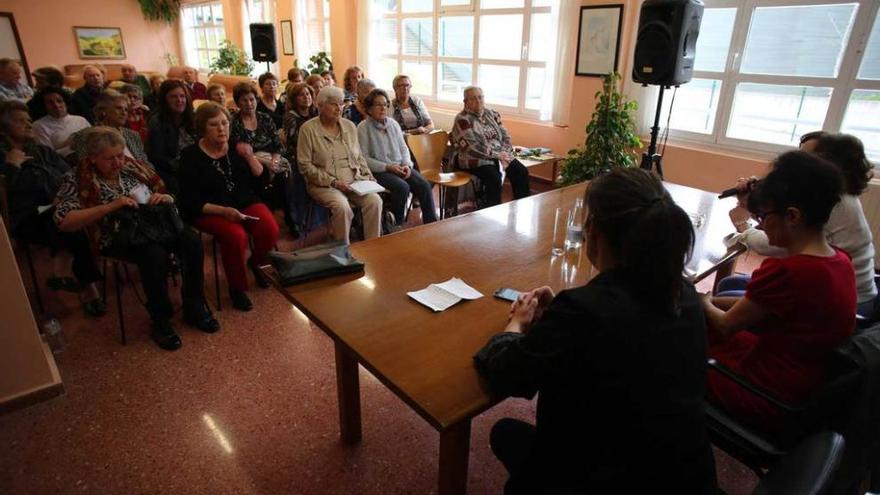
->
<box><xmin>474</xmin><ymin>168</ymin><xmax>716</xmax><ymax>494</ymax></box>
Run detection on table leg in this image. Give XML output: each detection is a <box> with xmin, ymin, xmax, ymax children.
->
<box><xmin>438</xmin><ymin>420</ymin><xmax>471</xmax><ymax>495</ymax></box>
<box><xmin>334</xmin><ymin>342</ymin><xmax>362</xmax><ymax>444</ymax></box>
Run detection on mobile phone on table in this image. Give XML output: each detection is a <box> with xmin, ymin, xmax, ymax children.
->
<box><xmin>493</xmin><ymin>287</ymin><xmax>521</xmax><ymax>302</ymax></box>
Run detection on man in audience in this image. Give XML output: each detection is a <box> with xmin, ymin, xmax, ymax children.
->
<box><xmin>70</xmin><ymin>65</ymin><xmax>104</xmax><ymax>124</ymax></box>
<box><xmin>451</xmin><ymin>86</ymin><xmax>530</xmax><ymax>208</ymax></box>
<box><xmin>182</xmin><ymin>66</ymin><xmax>207</xmax><ymax>100</ymax></box>
<box><xmin>120</xmin><ymin>64</ymin><xmax>152</xmax><ymax>100</ymax></box>
<box><xmin>0</xmin><ymin>58</ymin><xmax>34</xmax><ymax>103</ymax></box>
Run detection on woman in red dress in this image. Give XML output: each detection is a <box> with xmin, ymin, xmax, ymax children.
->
<box><xmin>702</xmin><ymin>150</ymin><xmax>857</xmax><ymax>432</ymax></box>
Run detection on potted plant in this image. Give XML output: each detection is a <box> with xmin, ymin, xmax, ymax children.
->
<box><xmin>559</xmin><ymin>72</ymin><xmax>641</xmax><ymax>186</ymax></box>
<box><xmin>306</xmin><ymin>52</ymin><xmax>333</xmax><ymax>75</ymax></box>
<box><xmin>138</xmin><ymin>0</ymin><xmax>181</xmax><ymax>24</ymax></box>
<box><xmin>209</xmin><ymin>40</ymin><xmax>255</xmax><ymax>76</ymax></box>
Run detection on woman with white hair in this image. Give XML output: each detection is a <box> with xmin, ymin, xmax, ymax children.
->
<box><xmin>297</xmin><ymin>86</ymin><xmax>383</xmax><ymax>243</ymax></box>
<box><xmin>343</xmin><ymin>78</ymin><xmax>375</xmax><ymax>126</ymax></box>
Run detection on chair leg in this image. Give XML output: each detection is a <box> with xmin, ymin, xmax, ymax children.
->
<box><xmin>113</xmin><ymin>262</ymin><xmax>126</xmax><ymax>345</ymax></box>
<box><xmin>212</xmin><ymin>238</ymin><xmax>221</xmax><ymax>311</ymax></box>
<box><xmin>23</xmin><ymin>244</ymin><xmax>44</xmax><ymax>314</ymax></box>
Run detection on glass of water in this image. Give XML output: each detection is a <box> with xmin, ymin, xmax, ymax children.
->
<box><xmin>552</xmin><ymin>207</ymin><xmax>566</xmax><ymax>256</ymax></box>
<box><xmin>565</xmin><ymin>198</ymin><xmax>585</xmax><ymax>251</ymax></box>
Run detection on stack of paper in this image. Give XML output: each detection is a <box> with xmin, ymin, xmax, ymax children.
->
<box><xmin>407</xmin><ymin>278</ymin><xmax>484</xmax><ymax>312</ymax></box>
<box><xmin>350</xmin><ymin>180</ymin><xmax>386</xmax><ymax>196</ymax></box>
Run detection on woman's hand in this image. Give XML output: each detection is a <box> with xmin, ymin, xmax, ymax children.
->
<box><xmin>729</xmin><ymin>206</ymin><xmax>751</xmax><ymax>232</ymax></box>
<box><xmin>510</xmin><ymin>286</ymin><xmax>554</xmax><ymax>325</ymax></box>
<box><xmin>506</xmin><ymin>294</ymin><xmax>539</xmax><ymax>334</ymax></box>
<box><xmin>386</xmin><ymin>164</ymin><xmax>409</xmax><ymax>178</ymax></box>
<box><xmin>109</xmin><ymin>196</ymin><xmax>138</xmax><ymax>211</ymax></box>
<box><xmin>148</xmin><ymin>193</ymin><xmax>174</xmax><ymax>205</ymax></box>
<box><xmin>221</xmin><ymin>206</ymin><xmax>246</xmax><ymax>223</ymax></box>
<box><xmin>235</xmin><ymin>142</ymin><xmax>255</xmax><ymax>159</ymax></box>
<box><xmin>331</xmin><ymin>179</ymin><xmax>352</xmax><ymax>193</ymax></box>
<box><xmin>5</xmin><ymin>148</ymin><xmax>30</xmax><ymax>166</ymax></box>
<box><xmin>735</xmin><ymin>176</ymin><xmax>759</xmax><ymax>207</ymax></box>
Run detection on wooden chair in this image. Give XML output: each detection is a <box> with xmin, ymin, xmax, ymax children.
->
<box><xmin>406</xmin><ymin>131</ymin><xmax>471</xmax><ymax>219</ymax></box>
<box><xmin>0</xmin><ymin>174</ymin><xmax>44</xmax><ymax>313</ymax></box>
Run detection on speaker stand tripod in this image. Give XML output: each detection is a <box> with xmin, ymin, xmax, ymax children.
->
<box><xmin>640</xmin><ymin>84</ymin><xmax>670</xmax><ymax>178</ymax></box>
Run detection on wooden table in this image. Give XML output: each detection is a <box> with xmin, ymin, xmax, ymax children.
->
<box><xmin>264</xmin><ymin>181</ymin><xmax>742</xmax><ymax>495</ymax></box>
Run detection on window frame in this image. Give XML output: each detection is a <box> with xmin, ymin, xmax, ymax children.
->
<box><xmin>656</xmin><ymin>0</ymin><xmax>880</xmax><ymax>159</ymax></box>
<box><xmin>375</xmin><ymin>0</ymin><xmax>555</xmax><ymax>120</ymax></box>
<box><xmin>180</xmin><ymin>1</ymin><xmax>227</xmax><ymax>73</ymax></box>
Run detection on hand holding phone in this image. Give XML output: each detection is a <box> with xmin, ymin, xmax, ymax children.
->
<box><xmin>494</xmin><ymin>287</ymin><xmax>521</xmax><ymax>302</ymax></box>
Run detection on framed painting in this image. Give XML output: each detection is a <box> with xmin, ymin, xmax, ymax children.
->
<box><xmin>74</xmin><ymin>26</ymin><xmax>126</xmax><ymax>59</ymax></box>
<box><xmin>575</xmin><ymin>5</ymin><xmax>624</xmax><ymax>77</ymax></box>
<box><xmin>280</xmin><ymin>20</ymin><xmax>295</xmax><ymax>56</ymax></box>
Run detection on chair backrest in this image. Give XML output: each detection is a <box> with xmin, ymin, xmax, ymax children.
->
<box><xmin>406</xmin><ymin>130</ymin><xmax>448</xmax><ymax>175</ymax></box>
<box><xmin>752</xmin><ymin>431</ymin><xmax>845</xmax><ymax>495</ymax></box>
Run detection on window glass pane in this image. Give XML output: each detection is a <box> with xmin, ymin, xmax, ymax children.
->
<box><xmin>532</xmin><ymin>0</ymin><xmax>552</xmax><ymax>6</ymax></box>
<box><xmin>438</xmin><ymin>62</ymin><xmax>472</xmax><ymax>101</ymax></box>
<box><xmin>841</xmin><ymin>90</ymin><xmax>880</xmax><ymax>162</ymax></box>
<box><xmin>199</xmin><ymin>52</ymin><xmax>210</xmax><ymax>71</ymax></box>
<box><xmin>323</xmin><ymin>0</ymin><xmax>331</xmax><ymax>17</ymax></box>
<box><xmin>197</xmin><ymin>30</ymin><xmax>208</xmax><ymax>49</ymax></box>
<box><xmin>440</xmin><ymin>16</ymin><xmax>473</xmax><ymax>58</ymax></box>
<box><xmin>662</xmin><ymin>79</ymin><xmax>722</xmax><ymax>134</ymax></box>
<box><xmin>373</xmin><ymin>58</ymin><xmax>399</xmax><ymax>89</ymax></box>
<box><xmin>378</xmin><ymin>19</ymin><xmax>399</xmax><ymax>55</ymax></box>
<box><xmin>374</xmin><ymin>0</ymin><xmax>397</xmax><ymax>13</ymax></box>
<box><xmin>402</xmin><ymin>0</ymin><xmax>432</xmax><ymax>13</ymax></box>
<box><xmin>694</xmin><ymin>8</ymin><xmax>735</xmax><ymax>72</ymax></box>
<box><xmin>858</xmin><ymin>11</ymin><xmax>880</xmax><ymax>80</ymax></box>
<box><xmin>727</xmin><ymin>83</ymin><xmax>832</xmax><ymax>146</ymax></box>
<box><xmin>213</xmin><ymin>4</ymin><xmax>224</xmax><ymax>22</ymax></box>
<box><xmin>441</xmin><ymin>0</ymin><xmax>470</xmax><ymax>6</ymax></box>
<box><xmin>741</xmin><ymin>4</ymin><xmax>857</xmax><ymax>78</ymax></box>
<box><xmin>529</xmin><ymin>13</ymin><xmax>551</xmax><ymax>62</ymax></box>
<box><xmin>481</xmin><ymin>0</ymin><xmax>524</xmax><ymax>8</ymax></box>
<box><xmin>403</xmin><ymin>18</ymin><xmax>433</xmax><ymax>56</ymax></box>
<box><xmin>402</xmin><ymin>60</ymin><xmax>433</xmax><ymax>96</ymax></box>
<box><xmin>525</xmin><ymin>67</ymin><xmax>545</xmax><ymax>110</ymax></box>
<box><xmin>479</xmin><ymin>15</ymin><xmax>523</xmax><ymax>60</ymax></box>
<box><xmin>479</xmin><ymin>64</ymin><xmax>519</xmax><ymax>107</ymax></box>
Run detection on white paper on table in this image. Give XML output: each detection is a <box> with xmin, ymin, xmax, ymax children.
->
<box><xmin>349</xmin><ymin>180</ymin><xmax>386</xmax><ymax>196</ymax></box>
<box><xmin>407</xmin><ymin>277</ymin><xmax>484</xmax><ymax>312</ymax></box>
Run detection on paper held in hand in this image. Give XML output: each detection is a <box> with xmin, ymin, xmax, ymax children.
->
<box><xmin>407</xmin><ymin>278</ymin><xmax>484</xmax><ymax>312</ymax></box>
<box><xmin>349</xmin><ymin>180</ymin><xmax>386</xmax><ymax>196</ymax></box>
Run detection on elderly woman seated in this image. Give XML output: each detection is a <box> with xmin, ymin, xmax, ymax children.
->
<box><xmin>357</xmin><ymin>88</ymin><xmax>436</xmax><ymax>226</ymax></box>
<box><xmin>0</xmin><ymin>100</ymin><xmax>104</xmax><ymax>316</ymax></box>
<box><xmin>305</xmin><ymin>75</ymin><xmax>326</xmax><ymax>108</ymax></box>
<box><xmin>31</xmin><ymin>86</ymin><xmax>91</xmax><ymax>157</ymax></box>
<box><xmin>342</xmin><ymin>66</ymin><xmax>364</xmax><ymax>104</ymax></box>
<box><xmin>54</xmin><ymin>127</ymin><xmax>218</xmax><ymax>350</ymax></box>
<box><xmin>28</xmin><ymin>66</ymin><xmax>67</xmax><ymax>119</ymax></box>
<box><xmin>256</xmin><ymin>72</ymin><xmax>285</xmax><ymax>129</ymax></box>
<box><xmin>206</xmin><ymin>84</ymin><xmax>227</xmax><ymax>107</ymax></box>
<box><xmin>118</xmin><ymin>84</ymin><xmax>149</xmax><ymax>143</ymax></box>
<box><xmin>343</xmin><ymin>79</ymin><xmax>375</xmax><ymax>126</ymax></box>
<box><xmin>146</xmin><ymin>79</ymin><xmax>196</xmax><ymax>195</ymax></box>
<box><xmin>390</xmin><ymin>75</ymin><xmax>434</xmax><ymax>135</ymax></box>
<box><xmin>178</xmin><ymin>102</ymin><xmax>280</xmax><ymax>312</ymax></box>
<box><xmin>88</xmin><ymin>90</ymin><xmax>152</xmax><ymax>167</ymax></box>
<box><xmin>229</xmin><ymin>82</ymin><xmax>296</xmax><ymax>236</ymax></box>
<box><xmin>297</xmin><ymin>86</ymin><xmax>382</xmax><ymax>244</ymax></box>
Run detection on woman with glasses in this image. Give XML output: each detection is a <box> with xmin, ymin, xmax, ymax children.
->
<box><xmin>357</xmin><ymin>88</ymin><xmax>437</xmax><ymax>227</ymax></box>
<box><xmin>703</xmin><ymin>151</ymin><xmax>856</xmax><ymax>432</ymax></box>
<box><xmin>475</xmin><ymin>167</ymin><xmax>716</xmax><ymax>493</ymax></box>
<box><xmin>390</xmin><ymin>75</ymin><xmax>434</xmax><ymax>135</ymax></box>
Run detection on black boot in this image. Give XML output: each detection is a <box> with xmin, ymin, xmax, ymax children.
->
<box><xmin>151</xmin><ymin>320</ymin><xmax>182</xmax><ymax>351</ymax></box>
<box><xmin>230</xmin><ymin>289</ymin><xmax>253</xmax><ymax>311</ymax></box>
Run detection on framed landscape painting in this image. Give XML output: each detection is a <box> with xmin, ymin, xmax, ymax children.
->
<box><xmin>74</xmin><ymin>26</ymin><xmax>126</xmax><ymax>59</ymax></box>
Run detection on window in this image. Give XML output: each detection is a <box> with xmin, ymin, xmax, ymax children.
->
<box><xmin>369</xmin><ymin>0</ymin><xmax>558</xmax><ymax>119</ymax></box>
<box><xmin>659</xmin><ymin>0</ymin><xmax>880</xmax><ymax>162</ymax></box>
<box><xmin>296</xmin><ymin>0</ymin><xmax>332</xmax><ymax>63</ymax></box>
<box><xmin>181</xmin><ymin>2</ymin><xmax>226</xmax><ymax>72</ymax></box>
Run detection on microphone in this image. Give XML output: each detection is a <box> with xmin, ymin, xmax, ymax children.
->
<box><xmin>717</xmin><ymin>187</ymin><xmax>739</xmax><ymax>199</ymax></box>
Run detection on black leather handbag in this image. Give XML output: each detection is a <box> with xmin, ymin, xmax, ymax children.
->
<box><xmin>105</xmin><ymin>203</ymin><xmax>185</xmax><ymax>251</ymax></box>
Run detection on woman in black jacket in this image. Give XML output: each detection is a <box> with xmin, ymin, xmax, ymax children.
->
<box><xmin>475</xmin><ymin>168</ymin><xmax>717</xmax><ymax>494</ymax></box>
<box><xmin>145</xmin><ymin>79</ymin><xmax>195</xmax><ymax>195</ymax></box>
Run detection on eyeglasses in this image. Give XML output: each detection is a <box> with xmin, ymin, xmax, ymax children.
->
<box><xmin>371</xmin><ymin>102</ymin><xmax>390</xmax><ymax>108</ymax></box>
<box><xmin>753</xmin><ymin>209</ymin><xmax>784</xmax><ymax>224</ymax></box>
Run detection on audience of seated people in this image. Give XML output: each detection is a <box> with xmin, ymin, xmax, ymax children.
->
<box><xmin>256</xmin><ymin>72</ymin><xmax>285</xmax><ymax>129</ymax></box>
<box><xmin>118</xmin><ymin>84</ymin><xmax>149</xmax><ymax>143</ymax></box>
<box><xmin>31</xmin><ymin>86</ymin><xmax>90</xmax><ymax>157</ymax></box>
<box><xmin>206</xmin><ymin>83</ymin><xmax>227</xmax><ymax>107</ymax></box>
<box><xmin>119</xmin><ymin>64</ymin><xmax>152</xmax><ymax>101</ymax></box>
<box><xmin>451</xmin><ymin>85</ymin><xmax>531</xmax><ymax>207</ymax></box>
<box><xmin>27</xmin><ymin>66</ymin><xmax>67</xmax><ymax>120</ymax></box>
<box><xmin>0</xmin><ymin>58</ymin><xmax>34</xmax><ymax>103</ymax></box>
<box><xmin>390</xmin><ymin>75</ymin><xmax>434</xmax><ymax>135</ymax></box>
<box><xmin>280</xmin><ymin>68</ymin><xmax>306</xmax><ymax>105</ymax></box>
<box><xmin>229</xmin><ymin>81</ymin><xmax>295</xmax><ymax>236</ymax></box>
<box><xmin>343</xmin><ymin>78</ymin><xmax>375</xmax><ymax>126</ymax></box>
<box><xmin>475</xmin><ymin>167</ymin><xmax>717</xmax><ymax>493</ymax></box>
<box><xmin>54</xmin><ymin>127</ymin><xmax>219</xmax><ymax>350</ymax></box>
<box><xmin>342</xmin><ymin>66</ymin><xmax>364</xmax><ymax>104</ymax></box>
<box><xmin>181</xmin><ymin>66</ymin><xmax>207</xmax><ymax>100</ymax></box>
<box><xmin>305</xmin><ymin>74</ymin><xmax>325</xmax><ymax>106</ymax></box>
<box><xmin>297</xmin><ymin>86</ymin><xmax>382</xmax><ymax>244</ymax></box>
<box><xmin>70</xmin><ymin>65</ymin><xmax>104</xmax><ymax>124</ymax></box>
<box><xmin>702</xmin><ymin>151</ymin><xmax>857</xmax><ymax>432</ymax></box>
<box><xmin>178</xmin><ymin>102</ymin><xmax>280</xmax><ymax>312</ymax></box>
<box><xmin>85</xmin><ymin>90</ymin><xmax>152</xmax><ymax>169</ymax></box>
<box><xmin>357</xmin><ymin>88</ymin><xmax>436</xmax><ymax>227</ymax></box>
<box><xmin>321</xmin><ymin>70</ymin><xmax>336</xmax><ymax>88</ymax></box>
<box><xmin>146</xmin><ymin>79</ymin><xmax>196</xmax><ymax>194</ymax></box>
<box><xmin>0</xmin><ymin>100</ymin><xmax>105</xmax><ymax>316</ymax></box>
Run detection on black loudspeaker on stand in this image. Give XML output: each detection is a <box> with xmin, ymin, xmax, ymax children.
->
<box><xmin>250</xmin><ymin>23</ymin><xmax>277</xmax><ymax>73</ymax></box>
<box><xmin>632</xmin><ymin>0</ymin><xmax>704</xmax><ymax>177</ymax></box>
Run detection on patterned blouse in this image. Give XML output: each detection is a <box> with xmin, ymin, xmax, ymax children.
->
<box><xmin>54</xmin><ymin>168</ymin><xmax>151</xmax><ymax>249</ymax></box>
<box><xmin>230</xmin><ymin>111</ymin><xmax>283</xmax><ymax>155</ymax></box>
<box><xmin>450</xmin><ymin>108</ymin><xmax>513</xmax><ymax>170</ymax></box>
<box><xmin>282</xmin><ymin>107</ymin><xmax>317</xmax><ymax>158</ymax></box>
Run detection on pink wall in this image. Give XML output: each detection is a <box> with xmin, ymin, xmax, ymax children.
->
<box><xmin>0</xmin><ymin>0</ymin><xmax>180</xmax><ymax>73</ymax></box>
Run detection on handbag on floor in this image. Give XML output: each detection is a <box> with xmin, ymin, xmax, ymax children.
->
<box><xmin>267</xmin><ymin>241</ymin><xmax>365</xmax><ymax>286</ymax></box>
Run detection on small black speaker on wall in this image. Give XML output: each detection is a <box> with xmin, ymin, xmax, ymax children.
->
<box><xmin>632</xmin><ymin>0</ymin><xmax>704</xmax><ymax>86</ymax></box>
<box><xmin>250</xmin><ymin>23</ymin><xmax>277</xmax><ymax>63</ymax></box>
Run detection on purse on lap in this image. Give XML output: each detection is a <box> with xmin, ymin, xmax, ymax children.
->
<box><xmin>105</xmin><ymin>203</ymin><xmax>185</xmax><ymax>251</ymax></box>
<box><xmin>266</xmin><ymin>241</ymin><xmax>365</xmax><ymax>286</ymax></box>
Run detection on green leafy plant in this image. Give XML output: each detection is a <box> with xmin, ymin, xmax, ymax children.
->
<box><xmin>559</xmin><ymin>72</ymin><xmax>642</xmax><ymax>186</ymax></box>
<box><xmin>306</xmin><ymin>52</ymin><xmax>333</xmax><ymax>75</ymax></box>
<box><xmin>209</xmin><ymin>40</ymin><xmax>255</xmax><ymax>76</ymax></box>
<box><xmin>138</xmin><ymin>0</ymin><xmax>181</xmax><ymax>24</ymax></box>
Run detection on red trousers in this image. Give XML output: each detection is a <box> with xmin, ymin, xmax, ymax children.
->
<box><xmin>193</xmin><ymin>203</ymin><xmax>279</xmax><ymax>291</ymax></box>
